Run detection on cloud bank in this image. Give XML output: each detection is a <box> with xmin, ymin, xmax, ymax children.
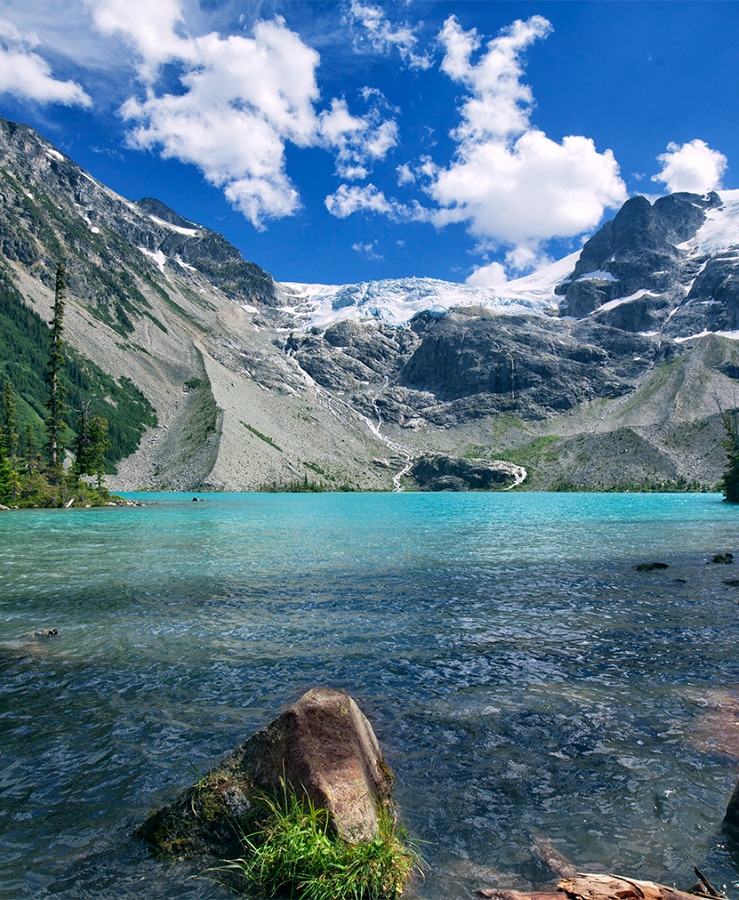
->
<box><xmin>92</xmin><ymin>2</ymin><xmax>397</xmax><ymax>229</ymax></box>
<box><xmin>0</xmin><ymin>2</ymin><xmax>732</xmax><ymax>283</ymax></box>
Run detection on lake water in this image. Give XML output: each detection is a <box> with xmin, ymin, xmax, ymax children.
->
<box><xmin>2</xmin><ymin>491</ymin><xmax>739</xmax><ymax>899</ymax></box>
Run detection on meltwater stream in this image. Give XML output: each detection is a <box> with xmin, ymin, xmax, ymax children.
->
<box><xmin>1</xmin><ymin>492</ymin><xmax>739</xmax><ymax>899</ymax></box>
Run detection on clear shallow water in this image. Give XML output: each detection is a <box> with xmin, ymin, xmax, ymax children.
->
<box><xmin>1</xmin><ymin>491</ymin><xmax>739</xmax><ymax>899</ymax></box>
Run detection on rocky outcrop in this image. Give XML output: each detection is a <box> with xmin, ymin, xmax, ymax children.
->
<box><xmin>0</xmin><ymin>115</ymin><xmax>279</xmax><ymax>316</ymax></box>
<box><xmin>137</xmin><ymin>688</ymin><xmax>395</xmax><ymax>858</ymax></box>
<box><xmin>286</xmin><ymin>307</ymin><xmax>671</xmax><ymax>430</ymax></box>
<box><xmin>136</xmin><ymin>198</ymin><xmax>277</xmax><ymax>306</ymax></box>
<box><xmin>410</xmin><ymin>455</ymin><xmax>522</xmax><ymax>491</ymax></box>
<box><xmin>400</xmin><ymin>310</ymin><xmax>659</xmax><ymax>416</ymax></box>
<box><xmin>723</xmin><ymin>778</ymin><xmax>739</xmax><ymax>842</ymax></box>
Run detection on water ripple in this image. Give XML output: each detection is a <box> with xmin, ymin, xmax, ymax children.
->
<box><xmin>1</xmin><ymin>492</ymin><xmax>738</xmax><ymax>898</ymax></box>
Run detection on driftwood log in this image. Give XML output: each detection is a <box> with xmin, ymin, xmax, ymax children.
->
<box><xmin>478</xmin><ymin>871</ymin><xmax>725</xmax><ymax>900</ymax></box>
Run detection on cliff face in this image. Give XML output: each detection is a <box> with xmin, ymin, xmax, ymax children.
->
<box><xmin>555</xmin><ymin>190</ymin><xmax>739</xmax><ymax>341</ymax></box>
<box><xmin>1</xmin><ymin>114</ymin><xmax>738</xmax><ymax>492</ymax></box>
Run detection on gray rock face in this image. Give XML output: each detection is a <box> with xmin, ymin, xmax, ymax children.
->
<box><xmin>137</xmin><ymin>688</ymin><xmax>395</xmax><ymax>858</ymax></box>
<box><xmin>289</xmin><ymin>320</ymin><xmax>417</xmax><ymax>391</ymax></box>
<box><xmin>401</xmin><ymin>309</ymin><xmax>659</xmax><ymax>413</ymax></box>
<box><xmin>288</xmin><ymin>306</ymin><xmax>671</xmax><ymax>428</ymax></box>
<box><xmin>0</xmin><ymin>116</ymin><xmax>279</xmax><ymax>313</ymax></box>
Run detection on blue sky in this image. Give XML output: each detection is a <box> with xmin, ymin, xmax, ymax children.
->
<box><xmin>0</xmin><ymin>1</ymin><xmax>736</xmax><ymax>287</ymax></box>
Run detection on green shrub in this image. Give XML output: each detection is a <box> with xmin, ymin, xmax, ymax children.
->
<box><xmin>221</xmin><ymin>785</ymin><xmax>419</xmax><ymax>900</ymax></box>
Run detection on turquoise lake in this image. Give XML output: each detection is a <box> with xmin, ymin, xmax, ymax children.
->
<box><xmin>1</xmin><ymin>491</ymin><xmax>739</xmax><ymax>898</ymax></box>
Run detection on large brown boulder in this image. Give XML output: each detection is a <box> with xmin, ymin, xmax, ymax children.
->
<box><xmin>136</xmin><ymin>687</ymin><xmax>395</xmax><ymax>858</ymax></box>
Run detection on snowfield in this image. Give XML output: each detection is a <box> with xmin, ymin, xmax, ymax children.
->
<box><xmin>278</xmin><ymin>252</ymin><xmax>579</xmax><ymax>330</ymax></box>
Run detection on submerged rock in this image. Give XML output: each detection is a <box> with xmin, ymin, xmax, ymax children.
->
<box><xmin>136</xmin><ymin>687</ymin><xmax>395</xmax><ymax>858</ymax></box>
<box><xmin>634</xmin><ymin>562</ymin><xmax>670</xmax><ymax>572</ymax></box>
<box><xmin>712</xmin><ymin>552</ymin><xmax>734</xmax><ymax>564</ymax></box>
<box><xmin>23</xmin><ymin>628</ymin><xmax>59</xmax><ymax>640</ymax></box>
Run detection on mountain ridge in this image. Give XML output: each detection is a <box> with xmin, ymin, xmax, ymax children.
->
<box><xmin>0</xmin><ymin>113</ymin><xmax>737</xmax><ymax>492</ymax></box>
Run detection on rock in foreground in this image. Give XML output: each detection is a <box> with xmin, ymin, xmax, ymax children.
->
<box><xmin>136</xmin><ymin>687</ymin><xmax>395</xmax><ymax>858</ymax></box>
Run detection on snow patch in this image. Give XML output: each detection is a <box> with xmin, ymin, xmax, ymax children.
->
<box><xmin>147</xmin><ymin>214</ymin><xmax>200</xmax><ymax>237</ymax></box>
<box><xmin>174</xmin><ymin>256</ymin><xmax>198</xmax><ymax>272</ymax></box>
<box><xmin>139</xmin><ymin>246</ymin><xmax>167</xmax><ymax>272</ymax></box>
<box><xmin>576</xmin><ymin>270</ymin><xmax>618</xmax><ymax>282</ymax></box>
<box><xmin>682</xmin><ymin>189</ymin><xmax>739</xmax><ymax>255</ymax></box>
<box><xmin>674</xmin><ymin>329</ymin><xmax>739</xmax><ymax>343</ymax></box>
<box><xmin>598</xmin><ymin>289</ymin><xmax>655</xmax><ymax>313</ymax></box>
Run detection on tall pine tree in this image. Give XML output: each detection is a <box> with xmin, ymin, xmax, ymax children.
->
<box><xmin>73</xmin><ymin>400</ymin><xmax>110</xmax><ymax>487</ymax></box>
<box><xmin>45</xmin><ymin>263</ymin><xmax>67</xmax><ymax>480</ymax></box>
<box><xmin>1</xmin><ymin>378</ymin><xmax>18</xmax><ymax>466</ymax></box>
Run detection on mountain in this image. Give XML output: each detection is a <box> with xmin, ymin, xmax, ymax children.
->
<box><xmin>556</xmin><ymin>190</ymin><xmax>739</xmax><ymax>337</ymax></box>
<box><xmin>0</xmin><ymin>113</ymin><xmax>738</xmax><ymax>492</ymax></box>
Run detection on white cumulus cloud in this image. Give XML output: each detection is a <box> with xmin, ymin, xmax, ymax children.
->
<box><xmin>653</xmin><ymin>139</ymin><xmax>727</xmax><ymax>194</ymax></box>
<box><xmin>320</xmin><ymin>96</ymin><xmax>399</xmax><ymax>181</ymax></box>
<box><xmin>0</xmin><ymin>16</ymin><xmax>91</xmax><ymax>106</ymax></box>
<box><xmin>103</xmin><ymin>2</ymin><xmax>398</xmax><ymax>229</ymax></box>
<box><xmin>428</xmin><ymin>16</ymin><xmax>627</xmax><ymax>275</ymax></box>
<box><xmin>345</xmin><ymin>0</ymin><xmax>431</xmax><ymax>70</ymax></box>
<box><xmin>325</xmin><ymin>183</ymin><xmax>393</xmax><ymax>218</ymax></box>
<box><xmin>87</xmin><ymin>0</ymin><xmax>186</xmax><ymax>79</ymax></box>
<box><xmin>120</xmin><ymin>18</ymin><xmax>321</xmax><ymax>227</ymax></box>
<box><xmin>439</xmin><ymin>14</ymin><xmax>551</xmax><ymax>142</ymax></box>
<box><xmin>466</xmin><ymin>260</ymin><xmax>508</xmax><ymax>287</ymax></box>
<box><xmin>324</xmin><ymin>182</ymin><xmax>428</xmax><ymax>223</ymax></box>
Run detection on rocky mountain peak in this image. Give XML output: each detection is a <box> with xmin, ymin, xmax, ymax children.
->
<box><xmin>0</xmin><ymin>114</ymin><xmax>278</xmax><ymax>310</ymax></box>
<box><xmin>137</xmin><ymin>197</ymin><xmax>198</xmax><ymax>230</ymax></box>
<box><xmin>555</xmin><ymin>191</ymin><xmax>737</xmax><ymax>335</ymax></box>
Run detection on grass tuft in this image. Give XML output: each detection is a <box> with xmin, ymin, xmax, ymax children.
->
<box><xmin>220</xmin><ymin>783</ymin><xmax>419</xmax><ymax>899</ymax></box>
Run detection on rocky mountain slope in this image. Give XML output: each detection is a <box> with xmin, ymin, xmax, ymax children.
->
<box><xmin>1</xmin><ymin>114</ymin><xmax>738</xmax><ymax>491</ymax></box>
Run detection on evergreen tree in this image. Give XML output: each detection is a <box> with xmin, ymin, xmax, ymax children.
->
<box><xmin>0</xmin><ymin>378</ymin><xmax>20</xmax><ymax>503</ymax></box>
<box><xmin>0</xmin><ymin>448</ymin><xmax>14</xmax><ymax>505</ymax></box>
<box><xmin>1</xmin><ymin>378</ymin><xmax>18</xmax><ymax>466</ymax></box>
<box><xmin>73</xmin><ymin>401</ymin><xmax>109</xmax><ymax>487</ymax></box>
<box><xmin>721</xmin><ymin>408</ymin><xmax>739</xmax><ymax>503</ymax></box>
<box><xmin>45</xmin><ymin>263</ymin><xmax>67</xmax><ymax>478</ymax></box>
<box><xmin>23</xmin><ymin>423</ymin><xmax>40</xmax><ymax>473</ymax></box>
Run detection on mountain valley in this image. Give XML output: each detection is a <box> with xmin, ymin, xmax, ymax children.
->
<box><xmin>1</xmin><ymin>115</ymin><xmax>738</xmax><ymax>492</ymax></box>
